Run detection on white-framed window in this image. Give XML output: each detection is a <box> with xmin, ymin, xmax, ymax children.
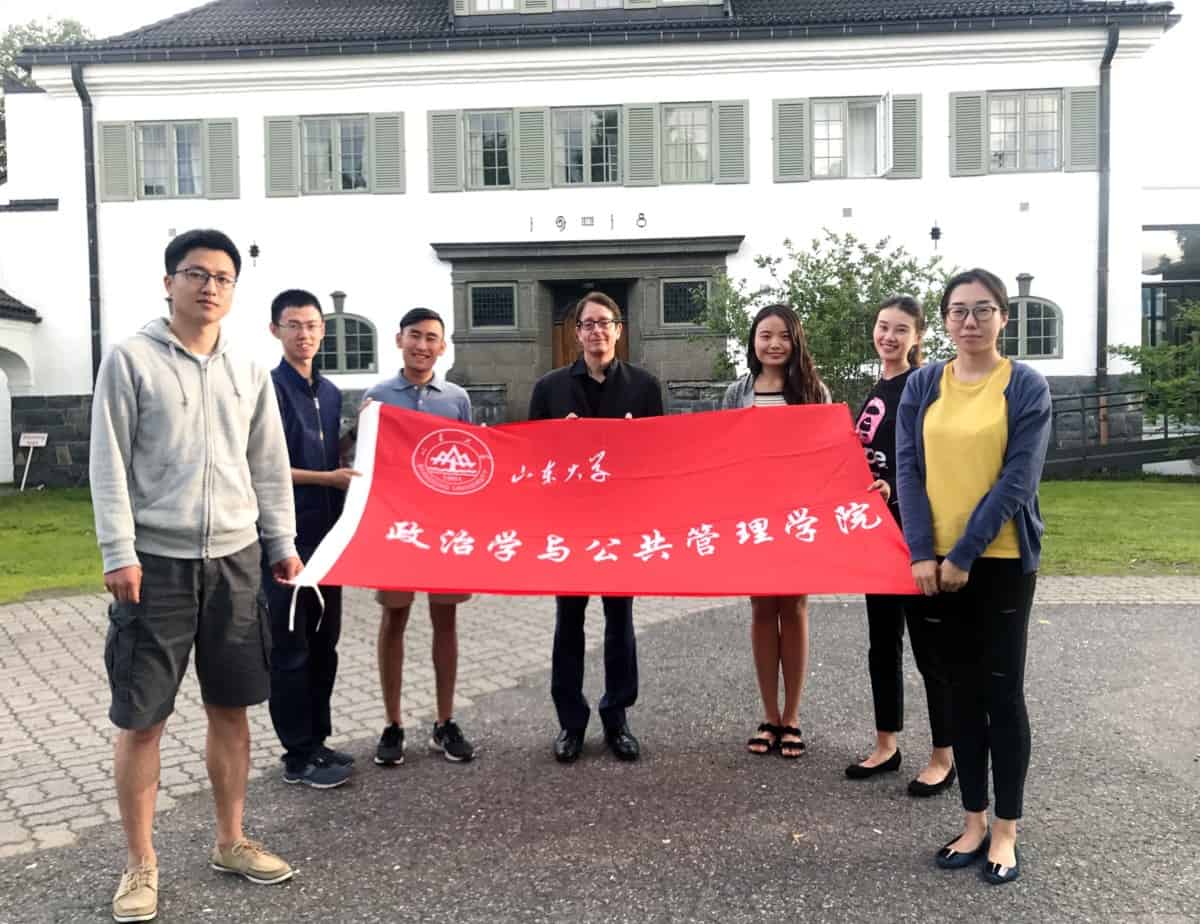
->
<box><xmin>1001</xmin><ymin>297</ymin><xmax>1062</xmax><ymax>358</ymax></box>
<box><xmin>301</xmin><ymin>116</ymin><xmax>369</xmax><ymax>193</ymax></box>
<box><xmin>989</xmin><ymin>90</ymin><xmax>1061</xmax><ymax>172</ymax></box>
<box><xmin>316</xmin><ymin>314</ymin><xmax>377</xmax><ymax>373</ymax></box>
<box><xmin>552</xmin><ymin>108</ymin><xmax>620</xmax><ymax>186</ymax></box>
<box><xmin>473</xmin><ymin>0</ymin><xmax>517</xmax><ymax>10</ymax></box>
<box><xmin>466</xmin><ymin>112</ymin><xmax>514</xmax><ymax>189</ymax></box>
<box><xmin>556</xmin><ymin>0</ymin><xmax>620</xmax><ymax>8</ymax></box>
<box><xmin>662</xmin><ymin>104</ymin><xmax>711</xmax><ymax>184</ymax></box>
<box><xmin>661</xmin><ymin>278</ymin><xmax>710</xmax><ymax>326</ymax></box>
<box><xmin>136</xmin><ymin>122</ymin><xmax>204</xmax><ymax>198</ymax></box>
<box><xmin>469</xmin><ymin>283</ymin><xmax>518</xmax><ymax>328</ymax></box>
<box><xmin>812</xmin><ymin>96</ymin><xmax>892</xmax><ymax>179</ymax></box>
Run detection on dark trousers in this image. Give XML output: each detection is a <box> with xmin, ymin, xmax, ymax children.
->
<box><xmin>262</xmin><ymin>553</ymin><xmax>343</xmax><ymax>771</ymax></box>
<box><xmin>927</xmin><ymin>558</ymin><xmax>1036</xmax><ymax>820</ymax></box>
<box><xmin>551</xmin><ymin>595</ymin><xmax>638</xmax><ymax>733</ymax></box>
<box><xmin>865</xmin><ymin>593</ymin><xmax>953</xmax><ymax>748</ymax></box>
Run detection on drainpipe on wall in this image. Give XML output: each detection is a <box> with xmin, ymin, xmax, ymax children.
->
<box><xmin>1095</xmin><ymin>23</ymin><xmax>1119</xmax><ymax>393</ymax></box>
<box><xmin>70</xmin><ymin>63</ymin><xmax>102</xmax><ymax>385</ymax></box>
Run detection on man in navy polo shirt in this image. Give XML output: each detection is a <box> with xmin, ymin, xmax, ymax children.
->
<box><xmin>264</xmin><ymin>289</ymin><xmax>360</xmax><ymax>788</ymax></box>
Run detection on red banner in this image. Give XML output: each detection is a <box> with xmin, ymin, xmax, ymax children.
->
<box><xmin>296</xmin><ymin>402</ymin><xmax>918</xmax><ymax>596</ymax></box>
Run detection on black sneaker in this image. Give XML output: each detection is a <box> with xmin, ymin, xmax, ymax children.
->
<box><xmin>317</xmin><ymin>745</ymin><xmax>355</xmax><ymax>767</ymax></box>
<box><xmin>374</xmin><ymin>723</ymin><xmax>406</xmax><ymax>766</ymax></box>
<box><xmin>282</xmin><ymin>760</ymin><xmax>351</xmax><ymax>789</ymax></box>
<box><xmin>429</xmin><ymin>719</ymin><xmax>476</xmax><ymax>762</ymax></box>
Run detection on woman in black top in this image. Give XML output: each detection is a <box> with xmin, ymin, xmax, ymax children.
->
<box><xmin>845</xmin><ymin>297</ymin><xmax>955</xmax><ymax>797</ymax></box>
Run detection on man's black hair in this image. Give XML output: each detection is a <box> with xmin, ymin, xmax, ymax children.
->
<box><xmin>164</xmin><ymin>229</ymin><xmax>242</xmax><ymax>277</ymax></box>
<box><xmin>271</xmin><ymin>289</ymin><xmax>323</xmax><ymax>325</ymax></box>
<box><xmin>399</xmin><ymin>307</ymin><xmax>444</xmax><ymax>332</ymax></box>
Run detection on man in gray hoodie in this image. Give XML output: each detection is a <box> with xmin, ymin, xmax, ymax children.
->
<box><xmin>91</xmin><ymin>229</ymin><xmax>301</xmax><ymax>924</ymax></box>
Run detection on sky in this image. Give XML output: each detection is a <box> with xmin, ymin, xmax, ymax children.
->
<box><xmin>1</xmin><ymin>0</ymin><xmax>1196</xmax><ymax>182</ymax></box>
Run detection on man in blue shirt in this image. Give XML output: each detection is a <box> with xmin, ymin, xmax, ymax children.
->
<box><xmin>264</xmin><ymin>289</ymin><xmax>359</xmax><ymax>788</ymax></box>
<box><xmin>363</xmin><ymin>308</ymin><xmax>477</xmax><ymax>767</ymax></box>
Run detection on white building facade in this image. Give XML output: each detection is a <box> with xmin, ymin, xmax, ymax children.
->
<box><xmin>0</xmin><ymin>0</ymin><xmax>1180</xmax><ymax>484</ymax></box>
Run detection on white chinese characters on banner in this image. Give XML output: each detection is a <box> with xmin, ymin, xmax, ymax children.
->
<box><xmin>784</xmin><ymin>508</ymin><xmax>819</xmax><ymax>543</ymax></box>
<box><xmin>384</xmin><ymin>500</ymin><xmax>880</xmax><ymax>565</ymax></box>
<box><xmin>511</xmin><ymin>449</ymin><xmax>612</xmax><ymax>486</ymax></box>
<box><xmin>835</xmin><ymin>502</ymin><xmax>881</xmax><ymax>534</ymax></box>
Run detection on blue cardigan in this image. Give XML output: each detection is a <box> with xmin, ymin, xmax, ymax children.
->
<box><xmin>895</xmin><ymin>359</ymin><xmax>1052</xmax><ymax>574</ymax></box>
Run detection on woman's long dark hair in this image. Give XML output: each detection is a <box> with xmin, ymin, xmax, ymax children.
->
<box><xmin>877</xmin><ymin>295</ymin><xmax>926</xmax><ymax>368</ymax></box>
<box><xmin>745</xmin><ymin>303</ymin><xmax>827</xmax><ymax>405</ymax></box>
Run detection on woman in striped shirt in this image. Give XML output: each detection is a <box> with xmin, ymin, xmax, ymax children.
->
<box><xmin>722</xmin><ymin>304</ymin><xmax>829</xmax><ymax>759</ymax></box>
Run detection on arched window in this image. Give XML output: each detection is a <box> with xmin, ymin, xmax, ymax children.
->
<box><xmin>314</xmin><ymin>291</ymin><xmax>377</xmax><ymax>374</ymax></box>
<box><xmin>1002</xmin><ymin>290</ymin><xmax>1062</xmax><ymax>360</ymax></box>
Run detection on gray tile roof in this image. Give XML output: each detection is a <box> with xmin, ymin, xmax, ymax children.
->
<box><xmin>0</xmin><ymin>288</ymin><xmax>41</xmax><ymax>324</ymax></box>
<box><xmin>19</xmin><ymin>0</ymin><xmax>1176</xmax><ymax>61</ymax></box>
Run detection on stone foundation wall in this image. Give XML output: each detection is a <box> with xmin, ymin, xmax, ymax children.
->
<box><xmin>665</xmin><ymin>381</ymin><xmax>731</xmax><ymax>414</ymax></box>
<box><xmin>2</xmin><ymin>373</ymin><xmax>1156</xmax><ymax>487</ymax></box>
<box><xmin>10</xmin><ymin>395</ymin><xmax>92</xmax><ymax>488</ymax></box>
<box><xmin>1045</xmin><ymin>374</ymin><xmax>1144</xmax><ymax>451</ymax></box>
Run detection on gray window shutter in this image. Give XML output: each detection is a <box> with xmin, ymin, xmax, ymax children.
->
<box><xmin>889</xmin><ymin>94</ymin><xmax>921</xmax><ymax>180</ymax></box>
<box><xmin>772</xmin><ymin>99</ymin><xmax>809</xmax><ymax>182</ymax></box>
<box><xmin>264</xmin><ymin>116</ymin><xmax>300</xmax><ymax>197</ymax></box>
<box><xmin>521</xmin><ymin>0</ymin><xmax>553</xmax><ymax>10</ymax></box>
<box><xmin>428</xmin><ymin>110</ymin><xmax>463</xmax><ymax>193</ymax></box>
<box><xmin>622</xmin><ymin>104</ymin><xmax>659</xmax><ymax>187</ymax></box>
<box><xmin>624</xmin><ymin>0</ymin><xmax>656</xmax><ymax>7</ymax></box>
<box><xmin>1064</xmin><ymin>86</ymin><xmax>1100</xmax><ymax>172</ymax></box>
<box><xmin>713</xmin><ymin>100</ymin><xmax>749</xmax><ymax>184</ymax></box>
<box><xmin>203</xmin><ymin>118</ymin><xmax>239</xmax><ymax>199</ymax></box>
<box><xmin>98</xmin><ymin>122</ymin><xmax>135</xmax><ymax>201</ymax></box>
<box><xmin>454</xmin><ymin>0</ymin><xmax>467</xmax><ymax>14</ymax></box>
<box><xmin>370</xmin><ymin>112</ymin><xmax>406</xmax><ymax>194</ymax></box>
<box><xmin>949</xmin><ymin>92</ymin><xmax>987</xmax><ymax>177</ymax></box>
<box><xmin>515</xmin><ymin>108</ymin><xmax>550</xmax><ymax>190</ymax></box>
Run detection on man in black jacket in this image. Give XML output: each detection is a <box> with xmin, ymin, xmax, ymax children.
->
<box><xmin>528</xmin><ymin>291</ymin><xmax>664</xmax><ymax>763</ymax></box>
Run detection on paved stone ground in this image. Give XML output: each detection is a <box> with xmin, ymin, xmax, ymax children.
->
<box><xmin>0</xmin><ymin>578</ymin><xmax>1197</xmax><ymax>922</ymax></box>
<box><xmin>0</xmin><ymin>578</ymin><xmax>1198</xmax><ymax>860</ymax></box>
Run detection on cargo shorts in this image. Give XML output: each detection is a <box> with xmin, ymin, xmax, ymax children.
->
<box><xmin>104</xmin><ymin>542</ymin><xmax>272</xmax><ymax>730</ymax></box>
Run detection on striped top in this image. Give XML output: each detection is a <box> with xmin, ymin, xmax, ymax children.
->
<box><xmin>753</xmin><ymin>391</ymin><xmax>787</xmax><ymax>407</ymax></box>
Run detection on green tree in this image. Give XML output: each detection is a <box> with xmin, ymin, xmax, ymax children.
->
<box><xmin>1110</xmin><ymin>301</ymin><xmax>1200</xmax><ymax>425</ymax></box>
<box><xmin>701</xmin><ymin>230</ymin><xmax>954</xmax><ymax>408</ymax></box>
<box><xmin>1</xmin><ymin>17</ymin><xmax>91</xmax><ymax>184</ymax></box>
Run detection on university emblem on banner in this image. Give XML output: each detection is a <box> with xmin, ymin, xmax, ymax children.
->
<box><xmin>411</xmin><ymin>429</ymin><xmax>495</xmax><ymax>495</ymax></box>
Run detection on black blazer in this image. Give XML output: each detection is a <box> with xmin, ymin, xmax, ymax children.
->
<box><xmin>528</xmin><ymin>358</ymin><xmax>664</xmax><ymax>421</ymax></box>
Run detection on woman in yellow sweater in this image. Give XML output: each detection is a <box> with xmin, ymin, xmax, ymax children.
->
<box><xmin>895</xmin><ymin>268</ymin><xmax>1052</xmax><ymax>885</ymax></box>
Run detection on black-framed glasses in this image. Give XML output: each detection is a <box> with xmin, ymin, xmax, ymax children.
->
<box><xmin>576</xmin><ymin>319</ymin><xmax>619</xmax><ymax>331</ymax></box>
<box><xmin>173</xmin><ymin>267</ymin><xmax>237</xmax><ymax>289</ymax></box>
<box><xmin>946</xmin><ymin>303</ymin><xmax>999</xmax><ymax>323</ymax></box>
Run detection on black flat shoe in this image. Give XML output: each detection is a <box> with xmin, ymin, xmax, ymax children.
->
<box><xmin>845</xmin><ymin>749</ymin><xmax>901</xmax><ymax>779</ymax></box>
<box><xmin>554</xmin><ymin>728</ymin><xmax>585</xmax><ymax>764</ymax></box>
<box><xmin>935</xmin><ymin>832</ymin><xmax>990</xmax><ymax>869</ymax></box>
<box><xmin>982</xmin><ymin>846</ymin><xmax>1021</xmax><ymax>885</ymax></box>
<box><xmin>907</xmin><ymin>764</ymin><xmax>957</xmax><ymax>797</ymax></box>
<box><xmin>605</xmin><ymin>724</ymin><xmax>640</xmax><ymax>762</ymax></box>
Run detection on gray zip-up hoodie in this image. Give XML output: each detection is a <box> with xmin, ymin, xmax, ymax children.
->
<box><xmin>89</xmin><ymin>318</ymin><xmax>297</xmax><ymax>573</ymax></box>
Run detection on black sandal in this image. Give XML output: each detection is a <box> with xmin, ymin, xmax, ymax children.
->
<box><xmin>747</xmin><ymin>722</ymin><xmax>782</xmax><ymax>755</ymax></box>
<box><xmin>778</xmin><ymin>726</ymin><xmax>806</xmax><ymax>758</ymax></box>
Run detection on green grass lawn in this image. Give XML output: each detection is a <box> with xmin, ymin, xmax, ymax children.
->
<box><xmin>0</xmin><ymin>488</ymin><xmax>103</xmax><ymax>603</ymax></box>
<box><xmin>0</xmin><ymin>481</ymin><xmax>1197</xmax><ymax>604</ymax></box>
<box><xmin>1038</xmin><ymin>480</ymin><xmax>1200</xmax><ymax>576</ymax></box>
